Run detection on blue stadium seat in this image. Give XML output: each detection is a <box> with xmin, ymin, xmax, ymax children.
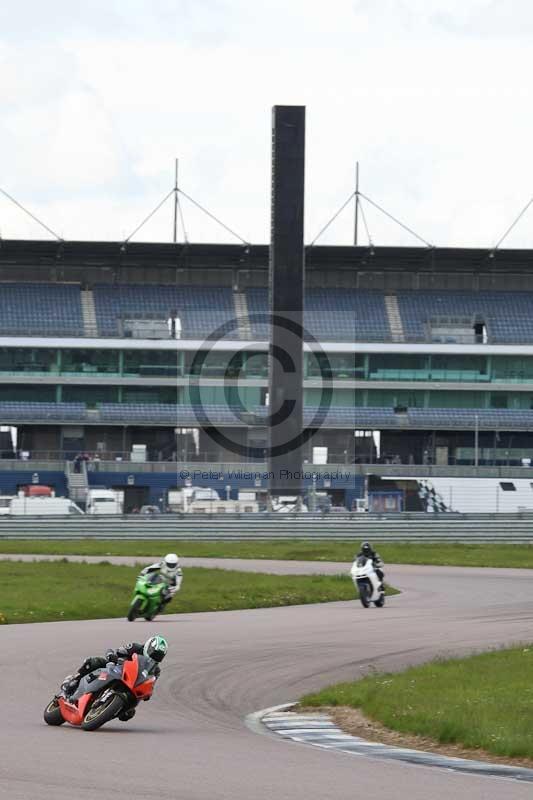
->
<box><xmin>3</xmin><ymin>282</ymin><xmax>532</xmax><ymax>345</ymax></box>
<box><xmin>0</xmin><ymin>283</ymin><xmax>83</xmax><ymax>336</ymax></box>
<box><xmin>396</xmin><ymin>291</ymin><xmax>533</xmax><ymax>343</ymax></box>
<box><xmin>0</xmin><ymin>402</ymin><xmax>86</xmax><ymax>420</ymax></box>
<box><xmin>93</xmin><ymin>285</ymin><xmax>237</xmax><ymax>339</ymax></box>
<box><xmin>246</xmin><ymin>288</ymin><xmax>390</xmax><ymax>342</ymax></box>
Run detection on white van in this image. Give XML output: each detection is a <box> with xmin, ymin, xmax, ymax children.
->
<box><xmin>9</xmin><ymin>497</ymin><xmax>84</xmax><ymax>515</ymax></box>
<box><xmin>0</xmin><ymin>495</ymin><xmax>15</xmax><ymax>515</ymax></box>
<box><xmin>86</xmin><ymin>489</ymin><xmax>123</xmax><ymax>515</ymax></box>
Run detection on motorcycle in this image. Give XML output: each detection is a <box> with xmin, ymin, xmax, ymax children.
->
<box><xmin>127</xmin><ymin>572</ymin><xmax>168</xmax><ymax>621</ymax></box>
<box><xmin>350</xmin><ymin>556</ymin><xmax>385</xmax><ymax>608</ymax></box>
<box><xmin>43</xmin><ymin>653</ymin><xmax>157</xmax><ymax>731</ymax></box>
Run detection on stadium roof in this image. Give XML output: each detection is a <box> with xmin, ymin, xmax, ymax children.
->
<box><xmin>1</xmin><ymin>239</ymin><xmax>533</xmax><ymax>274</ymax></box>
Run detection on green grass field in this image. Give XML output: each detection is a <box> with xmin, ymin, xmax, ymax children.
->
<box><xmin>1</xmin><ymin>539</ymin><xmax>533</xmax><ymax>568</ymax></box>
<box><xmin>0</xmin><ymin>559</ymin><xmax>382</xmax><ymax>624</ymax></box>
<box><xmin>301</xmin><ymin>646</ymin><xmax>533</xmax><ymax>760</ymax></box>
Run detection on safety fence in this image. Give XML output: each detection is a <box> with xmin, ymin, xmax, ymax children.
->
<box><xmin>1</xmin><ymin>513</ymin><xmax>533</xmax><ymax>541</ymax></box>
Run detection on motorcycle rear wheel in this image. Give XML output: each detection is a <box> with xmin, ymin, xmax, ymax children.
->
<box><xmin>82</xmin><ymin>693</ymin><xmax>125</xmax><ymax>731</ymax></box>
<box><xmin>127</xmin><ymin>596</ymin><xmax>143</xmax><ymax>622</ymax></box>
<box><xmin>43</xmin><ymin>697</ymin><xmax>65</xmax><ymax>726</ymax></box>
<box><xmin>145</xmin><ymin>603</ymin><xmax>162</xmax><ymax>621</ymax></box>
<box><xmin>374</xmin><ymin>594</ymin><xmax>385</xmax><ymax>607</ymax></box>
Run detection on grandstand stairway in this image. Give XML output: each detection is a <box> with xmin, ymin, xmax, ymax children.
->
<box><xmin>65</xmin><ymin>459</ymin><xmax>89</xmax><ymax>505</ymax></box>
<box><xmin>385</xmin><ymin>295</ymin><xmax>404</xmax><ymax>342</ymax></box>
<box><xmin>80</xmin><ymin>289</ymin><xmax>99</xmax><ymax>337</ymax></box>
<box><xmin>234</xmin><ymin>291</ymin><xmax>252</xmax><ymax>340</ymax></box>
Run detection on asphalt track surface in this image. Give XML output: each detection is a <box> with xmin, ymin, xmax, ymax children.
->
<box><xmin>2</xmin><ymin>560</ymin><xmax>533</xmax><ymax>800</ymax></box>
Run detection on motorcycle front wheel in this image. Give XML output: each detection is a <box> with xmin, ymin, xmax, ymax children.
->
<box><xmin>127</xmin><ymin>596</ymin><xmax>143</xmax><ymax>622</ymax></box>
<box><xmin>43</xmin><ymin>697</ymin><xmax>65</xmax><ymax>726</ymax></box>
<box><xmin>82</xmin><ymin>693</ymin><xmax>125</xmax><ymax>731</ymax></box>
<box><xmin>358</xmin><ymin>581</ymin><xmax>371</xmax><ymax>608</ymax></box>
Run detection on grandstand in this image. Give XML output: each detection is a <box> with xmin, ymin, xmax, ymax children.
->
<box><xmin>2</xmin><ymin>239</ymin><xmax>533</xmax><ymax>510</ymax></box>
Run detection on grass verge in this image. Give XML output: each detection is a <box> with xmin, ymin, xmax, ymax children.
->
<box><xmin>1</xmin><ymin>540</ymin><xmax>533</xmax><ymax>568</ymax></box>
<box><xmin>0</xmin><ymin>559</ymin><xmax>396</xmax><ymax>624</ymax></box>
<box><xmin>301</xmin><ymin>646</ymin><xmax>533</xmax><ymax>761</ymax></box>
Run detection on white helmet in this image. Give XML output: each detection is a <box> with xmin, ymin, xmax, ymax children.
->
<box><xmin>162</xmin><ymin>553</ymin><xmax>179</xmax><ymax>577</ymax></box>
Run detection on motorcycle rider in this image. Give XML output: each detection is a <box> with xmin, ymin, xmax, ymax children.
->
<box><xmin>61</xmin><ymin>635</ymin><xmax>168</xmax><ymax>720</ymax></box>
<box><xmin>139</xmin><ymin>553</ymin><xmax>183</xmax><ymax>611</ymax></box>
<box><xmin>356</xmin><ymin>541</ymin><xmax>385</xmax><ymax>588</ymax></box>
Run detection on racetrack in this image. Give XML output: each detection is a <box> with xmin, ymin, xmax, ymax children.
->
<box><xmin>2</xmin><ymin>563</ymin><xmax>533</xmax><ymax>800</ymax></box>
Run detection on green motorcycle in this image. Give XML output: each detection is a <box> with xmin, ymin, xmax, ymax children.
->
<box><xmin>127</xmin><ymin>572</ymin><xmax>167</xmax><ymax>622</ymax></box>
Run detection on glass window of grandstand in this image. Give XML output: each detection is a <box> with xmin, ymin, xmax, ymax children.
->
<box><xmin>0</xmin><ymin>384</ymin><xmax>55</xmax><ymax>401</ymax></box>
<box><xmin>490</xmin><ymin>393</ymin><xmax>533</xmax><ymax>409</ymax></box>
<box><xmin>123</xmin><ymin>349</ymin><xmax>179</xmax><ymax>377</ymax></box>
<box><xmin>186</xmin><ymin>350</ymin><xmax>244</xmax><ymax>378</ymax></box>
<box><xmin>430</xmin><ymin>354</ymin><xmax>487</xmax><ymax>382</ymax></box>
<box><xmin>244</xmin><ymin>351</ymin><xmax>268</xmax><ymax>378</ymax></box>
<box><xmin>0</xmin><ymin>347</ymin><xmax>57</xmax><ymax>374</ymax></box>
<box><xmin>492</xmin><ymin>356</ymin><xmax>533</xmax><ymax>382</ymax></box>
<box><xmin>368</xmin><ymin>353</ymin><xmax>427</xmax><ymax>381</ymax></box>
<box><xmin>428</xmin><ymin>391</ymin><xmax>485</xmax><ymax>408</ymax></box>
<box><xmin>62</xmin><ymin>386</ymin><xmax>119</xmax><ymax>408</ymax></box>
<box><xmin>61</xmin><ymin>349</ymin><xmax>119</xmax><ymax>375</ymax></box>
<box><xmin>305</xmin><ymin>388</ymin><xmax>356</xmax><ymax>406</ymax></box>
<box><xmin>307</xmin><ymin>353</ymin><xmax>363</xmax><ymax>380</ymax></box>
<box><xmin>122</xmin><ymin>387</ymin><xmax>178</xmax><ymax>405</ymax></box>
<box><xmin>367</xmin><ymin>390</ymin><xmax>425</xmax><ymax>407</ymax></box>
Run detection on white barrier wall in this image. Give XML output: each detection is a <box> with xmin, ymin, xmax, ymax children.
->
<box><xmin>386</xmin><ymin>477</ymin><xmax>533</xmax><ymax>513</ymax></box>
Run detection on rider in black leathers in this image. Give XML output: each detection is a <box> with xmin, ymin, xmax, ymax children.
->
<box><xmin>61</xmin><ymin>636</ymin><xmax>167</xmax><ymax>718</ymax></box>
<box><xmin>357</xmin><ymin>541</ymin><xmax>385</xmax><ymax>587</ymax></box>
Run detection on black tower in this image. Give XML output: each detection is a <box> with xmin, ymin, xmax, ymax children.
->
<box><xmin>268</xmin><ymin>105</ymin><xmax>306</xmax><ymax>497</ymax></box>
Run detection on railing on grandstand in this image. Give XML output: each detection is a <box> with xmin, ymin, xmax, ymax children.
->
<box><xmin>4</xmin><ymin>327</ymin><xmax>533</xmax><ymax>346</ymax></box>
<box><xmin>3</xmin><ymin>451</ymin><xmax>533</xmax><ymax>470</ymax></box>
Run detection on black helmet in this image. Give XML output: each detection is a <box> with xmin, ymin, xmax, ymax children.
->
<box><xmin>361</xmin><ymin>541</ymin><xmax>373</xmax><ymax>557</ymax></box>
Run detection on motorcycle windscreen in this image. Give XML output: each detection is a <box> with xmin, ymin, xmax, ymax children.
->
<box><xmin>132</xmin><ymin>655</ymin><xmax>157</xmax><ymax>698</ymax></box>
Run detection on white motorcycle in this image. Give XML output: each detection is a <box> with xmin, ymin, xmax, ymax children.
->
<box><xmin>350</xmin><ymin>556</ymin><xmax>385</xmax><ymax>608</ymax></box>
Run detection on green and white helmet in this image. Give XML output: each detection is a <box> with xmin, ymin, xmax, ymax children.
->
<box><xmin>143</xmin><ymin>635</ymin><xmax>168</xmax><ymax>663</ymax></box>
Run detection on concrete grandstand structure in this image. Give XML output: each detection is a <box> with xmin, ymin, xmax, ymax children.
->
<box><xmin>2</xmin><ymin>239</ymin><xmax>533</xmax><ymax>510</ymax></box>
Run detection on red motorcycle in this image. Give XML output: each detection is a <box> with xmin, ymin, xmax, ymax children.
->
<box><xmin>43</xmin><ymin>653</ymin><xmax>157</xmax><ymax>731</ymax></box>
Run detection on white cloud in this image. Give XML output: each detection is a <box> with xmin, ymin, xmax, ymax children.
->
<box><xmin>0</xmin><ymin>0</ymin><xmax>532</xmax><ymax>247</ymax></box>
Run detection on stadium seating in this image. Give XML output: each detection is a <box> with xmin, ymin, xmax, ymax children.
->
<box><xmin>396</xmin><ymin>291</ymin><xmax>533</xmax><ymax>343</ymax></box>
<box><xmin>2</xmin><ymin>400</ymin><xmax>532</xmax><ymax>429</ymax></box>
<box><xmin>307</xmin><ymin>289</ymin><xmax>390</xmax><ymax>342</ymax></box>
<box><xmin>2</xmin><ymin>282</ymin><xmax>533</xmax><ymax>344</ymax></box>
<box><xmin>3</xmin><ymin>280</ymin><xmax>533</xmax><ymax>347</ymax></box>
<box><xmin>0</xmin><ymin>283</ymin><xmax>83</xmax><ymax>336</ymax></box>
<box><xmin>408</xmin><ymin>407</ymin><xmax>533</xmax><ymax>428</ymax></box>
<box><xmin>93</xmin><ymin>285</ymin><xmax>237</xmax><ymax>338</ymax></box>
<box><xmin>246</xmin><ymin>288</ymin><xmax>390</xmax><ymax>341</ymax></box>
<box><xmin>99</xmin><ymin>403</ymin><xmax>251</xmax><ymax>424</ymax></box>
<box><xmin>0</xmin><ymin>402</ymin><xmax>86</xmax><ymax>420</ymax></box>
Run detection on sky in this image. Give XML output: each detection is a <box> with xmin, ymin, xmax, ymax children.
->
<box><xmin>0</xmin><ymin>0</ymin><xmax>532</xmax><ymax>248</ymax></box>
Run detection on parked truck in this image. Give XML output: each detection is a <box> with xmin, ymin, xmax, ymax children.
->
<box><xmin>167</xmin><ymin>487</ymin><xmax>258</xmax><ymax>513</ymax></box>
<box><xmin>86</xmin><ymin>488</ymin><xmax>123</xmax><ymax>515</ymax></box>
